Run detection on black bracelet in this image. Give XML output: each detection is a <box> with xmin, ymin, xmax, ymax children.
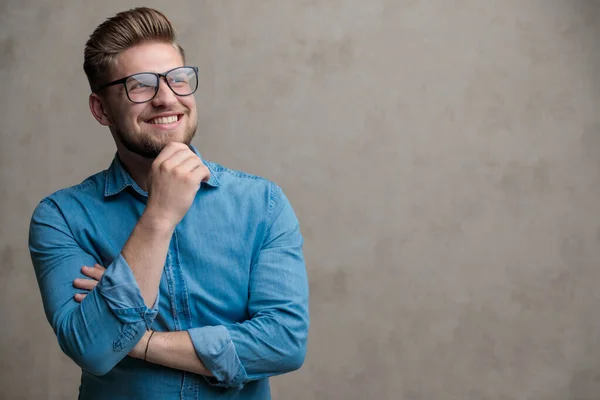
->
<box><xmin>144</xmin><ymin>331</ymin><xmax>155</xmax><ymax>361</ymax></box>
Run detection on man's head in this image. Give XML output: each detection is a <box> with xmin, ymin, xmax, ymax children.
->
<box><xmin>85</xmin><ymin>8</ymin><xmax>197</xmax><ymax>159</ymax></box>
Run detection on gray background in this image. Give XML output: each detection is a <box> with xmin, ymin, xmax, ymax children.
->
<box><xmin>1</xmin><ymin>1</ymin><xmax>600</xmax><ymax>399</ymax></box>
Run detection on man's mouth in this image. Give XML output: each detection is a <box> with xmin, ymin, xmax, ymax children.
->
<box><xmin>147</xmin><ymin>114</ymin><xmax>182</xmax><ymax>125</ymax></box>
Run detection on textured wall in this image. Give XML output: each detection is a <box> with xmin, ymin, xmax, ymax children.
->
<box><xmin>1</xmin><ymin>1</ymin><xmax>600</xmax><ymax>399</ymax></box>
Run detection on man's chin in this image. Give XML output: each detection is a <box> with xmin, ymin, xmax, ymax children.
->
<box><xmin>121</xmin><ymin>141</ymin><xmax>162</xmax><ymax>159</ymax></box>
<box><xmin>144</xmin><ymin>125</ymin><xmax>194</xmax><ymax>143</ymax></box>
<box><xmin>116</xmin><ymin>126</ymin><xmax>196</xmax><ymax>160</ymax></box>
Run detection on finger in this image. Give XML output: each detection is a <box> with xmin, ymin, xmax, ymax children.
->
<box><xmin>81</xmin><ymin>265</ymin><xmax>104</xmax><ymax>281</ymax></box>
<box><xmin>201</xmin><ymin>167</ymin><xmax>211</xmax><ymax>183</ymax></box>
<box><xmin>73</xmin><ymin>278</ymin><xmax>98</xmax><ymax>290</ymax></box>
<box><xmin>74</xmin><ymin>293</ymin><xmax>87</xmax><ymax>303</ymax></box>
<box><xmin>190</xmin><ymin>162</ymin><xmax>211</xmax><ymax>184</ymax></box>
<box><xmin>93</xmin><ymin>263</ymin><xmax>106</xmax><ymax>271</ymax></box>
<box><xmin>152</xmin><ymin>142</ymin><xmax>189</xmax><ymax>166</ymax></box>
<box><xmin>176</xmin><ymin>155</ymin><xmax>203</xmax><ymax>175</ymax></box>
<box><xmin>158</xmin><ymin>148</ymin><xmax>197</xmax><ymax>172</ymax></box>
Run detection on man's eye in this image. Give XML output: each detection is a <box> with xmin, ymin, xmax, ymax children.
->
<box><xmin>169</xmin><ymin>75</ymin><xmax>188</xmax><ymax>83</ymax></box>
<box><xmin>131</xmin><ymin>82</ymin><xmax>151</xmax><ymax>90</ymax></box>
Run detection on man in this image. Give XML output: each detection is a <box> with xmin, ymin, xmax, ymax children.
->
<box><xmin>28</xmin><ymin>7</ymin><xmax>309</xmax><ymax>400</ymax></box>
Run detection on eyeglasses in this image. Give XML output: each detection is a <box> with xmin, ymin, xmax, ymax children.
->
<box><xmin>94</xmin><ymin>66</ymin><xmax>199</xmax><ymax>103</ymax></box>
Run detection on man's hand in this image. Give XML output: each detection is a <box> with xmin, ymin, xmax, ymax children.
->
<box><xmin>73</xmin><ymin>265</ymin><xmax>152</xmax><ymax>359</ymax></box>
<box><xmin>73</xmin><ymin>264</ymin><xmax>105</xmax><ymax>302</ymax></box>
<box><xmin>143</xmin><ymin>143</ymin><xmax>211</xmax><ymax>231</ymax></box>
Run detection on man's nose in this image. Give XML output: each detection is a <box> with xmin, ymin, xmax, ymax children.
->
<box><xmin>151</xmin><ymin>78</ymin><xmax>177</xmax><ymax>107</ymax></box>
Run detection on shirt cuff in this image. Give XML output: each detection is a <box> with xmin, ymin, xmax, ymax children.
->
<box><xmin>96</xmin><ymin>254</ymin><xmax>159</xmax><ymax>328</ymax></box>
<box><xmin>188</xmin><ymin>326</ymin><xmax>247</xmax><ymax>389</ymax></box>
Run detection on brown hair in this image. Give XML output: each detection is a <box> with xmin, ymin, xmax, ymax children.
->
<box><xmin>83</xmin><ymin>7</ymin><xmax>185</xmax><ymax>92</ymax></box>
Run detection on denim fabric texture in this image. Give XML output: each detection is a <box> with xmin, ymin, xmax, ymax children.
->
<box><xmin>28</xmin><ymin>146</ymin><xmax>309</xmax><ymax>400</ymax></box>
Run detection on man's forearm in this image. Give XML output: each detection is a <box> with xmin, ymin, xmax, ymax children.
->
<box><xmin>115</xmin><ymin>144</ymin><xmax>211</xmax><ymax>309</ymax></box>
<box><xmin>134</xmin><ymin>331</ymin><xmax>213</xmax><ymax>376</ymax></box>
<box><xmin>121</xmin><ymin>213</ymin><xmax>174</xmax><ymax>308</ymax></box>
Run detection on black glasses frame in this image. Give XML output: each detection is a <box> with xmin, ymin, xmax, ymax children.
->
<box><xmin>94</xmin><ymin>66</ymin><xmax>199</xmax><ymax>103</ymax></box>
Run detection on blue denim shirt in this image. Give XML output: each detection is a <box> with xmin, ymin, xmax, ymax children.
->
<box><xmin>28</xmin><ymin>147</ymin><xmax>309</xmax><ymax>400</ymax></box>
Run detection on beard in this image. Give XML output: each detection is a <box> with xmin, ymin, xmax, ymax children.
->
<box><xmin>115</xmin><ymin>119</ymin><xmax>197</xmax><ymax>159</ymax></box>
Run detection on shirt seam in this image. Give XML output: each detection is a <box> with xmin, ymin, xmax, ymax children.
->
<box><xmin>206</xmin><ymin>161</ymin><xmax>270</xmax><ymax>182</ymax></box>
<box><xmin>40</xmin><ymin>198</ymin><xmax>77</xmax><ymax>240</ymax></box>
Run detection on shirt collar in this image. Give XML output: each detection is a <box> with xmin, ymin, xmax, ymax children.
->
<box><xmin>104</xmin><ymin>144</ymin><xmax>221</xmax><ymax>198</ymax></box>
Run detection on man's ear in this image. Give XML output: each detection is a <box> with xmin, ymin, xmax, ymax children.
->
<box><xmin>89</xmin><ymin>93</ymin><xmax>113</xmax><ymax>126</ymax></box>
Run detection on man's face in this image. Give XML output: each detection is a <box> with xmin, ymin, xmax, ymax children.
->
<box><xmin>97</xmin><ymin>41</ymin><xmax>197</xmax><ymax>159</ymax></box>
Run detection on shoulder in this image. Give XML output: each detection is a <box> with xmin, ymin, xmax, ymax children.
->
<box><xmin>205</xmin><ymin>160</ymin><xmax>271</xmax><ymax>183</ymax></box>
<box><xmin>205</xmin><ymin>160</ymin><xmax>280</xmax><ymax>192</ymax></box>
<box><xmin>204</xmin><ymin>160</ymin><xmax>290</xmax><ymax>216</ymax></box>
<box><xmin>29</xmin><ymin>170</ymin><xmax>106</xmax><ymax>242</ymax></box>
<box><xmin>32</xmin><ymin>170</ymin><xmax>106</xmax><ymax>215</ymax></box>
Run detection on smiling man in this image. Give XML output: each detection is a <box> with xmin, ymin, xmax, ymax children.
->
<box><xmin>28</xmin><ymin>7</ymin><xmax>309</xmax><ymax>400</ymax></box>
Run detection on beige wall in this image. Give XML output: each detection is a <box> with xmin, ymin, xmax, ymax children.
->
<box><xmin>2</xmin><ymin>1</ymin><xmax>600</xmax><ymax>399</ymax></box>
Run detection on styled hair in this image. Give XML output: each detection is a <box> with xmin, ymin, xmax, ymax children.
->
<box><xmin>83</xmin><ymin>7</ymin><xmax>185</xmax><ymax>92</ymax></box>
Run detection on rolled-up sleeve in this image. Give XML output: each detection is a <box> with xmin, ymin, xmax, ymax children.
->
<box><xmin>188</xmin><ymin>184</ymin><xmax>309</xmax><ymax>388</ymax></box>
<box><xmin>29</xmin><ymin>199</ymin><xmax>158</xmax><ymax>376</ymax></box>
<box><xmin>97</xmin><ymin>253</ymin><xmax>159</xmax><ymax>328</ymax></box>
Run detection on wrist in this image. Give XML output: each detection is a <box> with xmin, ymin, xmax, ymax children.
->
<box><xmin>130</xmin><ymin>330</ymin><xmax>153</xmax><ymax>359</ymax></box>
<box><xmin>139</xmin><ymin>209</ymin><xmax>176</xmax><ymax>236</ymax></box>
<box><xmin>144</xmin><ymin>330</ymin><xmax>155</xmax><ymax>361</ymax></box>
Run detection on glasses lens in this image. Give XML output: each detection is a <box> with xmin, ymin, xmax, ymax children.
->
<box><xmin>166</xmin><ymin>67</ymin><xmax>198</xmax><ymax>96</ymax></box>
<box><xmin>126</xmin><ymin>73</ymin><xmax>158</xmax><ymax>102</ymax></box>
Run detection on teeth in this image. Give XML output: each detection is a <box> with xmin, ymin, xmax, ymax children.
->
<box><xmin>149</xmin><ymin>115</ymin><xmax>178</xmax><ymax>124</ymax></box>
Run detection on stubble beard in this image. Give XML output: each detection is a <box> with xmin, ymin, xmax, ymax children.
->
<box><xmin>117</xmin><ymin>121</ymin><xmax>197</xmax><ymax>159</ymax></box>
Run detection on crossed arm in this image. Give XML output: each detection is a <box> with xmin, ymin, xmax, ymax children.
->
<box><xmin>29</xmin><ymin>185</ymin><xmax>308</xmax><ymax>388</ymax></box>
<box><xmin>73</xmin><ymin>264</ymin><xmax>209</xmax><ymax>376</ymax></box>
